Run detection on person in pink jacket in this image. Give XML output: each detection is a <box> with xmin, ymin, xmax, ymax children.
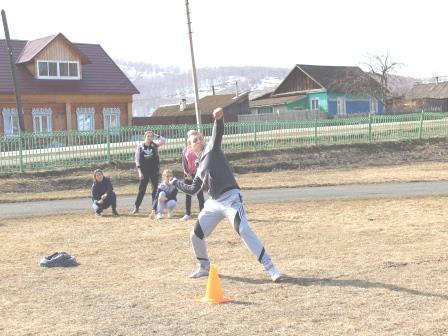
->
<box><xmin>180</xmin><ymin>129</ymin><xmax>205</xmax><ymax>221</ymax></box>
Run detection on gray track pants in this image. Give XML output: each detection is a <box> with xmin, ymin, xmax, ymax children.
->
<box><xmin>191</xmin><ymin>189</ymin><xmax>273</xmax><ymax>270</ymax></box>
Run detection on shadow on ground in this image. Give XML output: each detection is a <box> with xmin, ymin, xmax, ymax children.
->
<box><xmin>221</xmin><ymin>274</ymin><xmax>448</xmax><ymax>300</ymax></box>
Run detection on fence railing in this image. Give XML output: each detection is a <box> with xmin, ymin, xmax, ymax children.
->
<box><xmin>1</xmin><ymin>111</ymin><xmax>447</xmax><ymax>174</ymax></box>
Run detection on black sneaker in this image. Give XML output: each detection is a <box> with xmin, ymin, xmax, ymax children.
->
<box><xmin>112</xmin><ymin>209</ymin><xmax>120</xmax><ymax>217</ymax></box>
<box><xmin>131</xmin><ymin>207</ymin><xmax>139</xmax><ymax>214</ymax></box>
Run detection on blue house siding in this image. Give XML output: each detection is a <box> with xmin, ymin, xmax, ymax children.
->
<box><xmin>328</xmin><ymin>100</ymin><xmax>337</xmax><ymax>115</ymax></box>
<box><xmin>346</xmin><ymin>100</ymin><xmax>370</xmax><ymax>113</ymax></box>
<box><xmin>328</xmin><ymin>92</ymin><xmax>385</xmax><ymax>115</ymax></box>
<box><xmin>270</xmin><ymin>91</ymin><xmax>385</xmax><ymax>117</ymax></box>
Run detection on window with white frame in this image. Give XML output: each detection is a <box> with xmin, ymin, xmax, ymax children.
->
<box><xmin>37</xmin><ymin>60</ymin><xmax>80</xmax><ymax>79</ymax></box>
<box><xmin>2</xmin><ymin>108</ymin><xmax>20</xmax><ymax>136</ymax></box>
<box><xmin>32</xmin><ymin>108</ymin><xmax>52</xmax><ymax>133</ymax></box>
<box><xmin>76</xmin><ymin>107</ymin><xmax>95</xmax><ymax>131</ymax></box>
<box><xmin>311</xmin><ymin>97</ymin><xmax>320</xmax><ymax>110</ymax></box>
<box><xmin>103</xmin><ymin>107</ymin><xmax>121</xmax><ymax>129</ymax></box>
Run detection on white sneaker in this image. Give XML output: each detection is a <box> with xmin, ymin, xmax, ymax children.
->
<box><xmin>189</xmin><ymin>267</ymin><xmax>209</xmax><ymax>278</ymax></box>
<box><xmin>180</xmin><ymin>214</ymin><xmax>191</xmax><ymax>221</ymax></box>
<box><xmin>167</xmin><ymin>210</ymin><xmax>174</xmax><ymax>218</ymax></box>
<box><xmin>156</xmin><ymin>213</ymin><xmax>163</xmax><ymax>220</ymax></box>
<box><xmin>267</xmin><ymin>266</ymin><xmax>283</xmax><ymax>282</ymax></box>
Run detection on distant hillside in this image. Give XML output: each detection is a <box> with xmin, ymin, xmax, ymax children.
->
<box><xmin>116</xmin><ymin>60</ymin><xmax>289</xmax><ymax>116</ymax></box>
<box><xmin>369</xmin><ymin>73</ymin><xmax>422</xmax><ymax>97</ymax></box>
<box><xmin>117</xmin><ymin>60</ymin><xmax>426</xmax><ymax>116</ymax></box>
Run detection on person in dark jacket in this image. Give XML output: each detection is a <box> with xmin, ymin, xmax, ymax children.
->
<box><xmin>91</xmin><ymin>169</ymin><xmax>119</xmax><ymax>217</ymax></box>
<box><xmin>132</xmin><ymin>130</ymin><xmax>166</xmax><ymax>214</ymax></box>
<box><xmin>170</xmin><ymin>108</ymin><xmax>282</xmax><ymax>282</ymax></box>
<box><xmin>152</xmin><ymin>169</ymin><xmax>178</xmax><ymax>219</ymax></box>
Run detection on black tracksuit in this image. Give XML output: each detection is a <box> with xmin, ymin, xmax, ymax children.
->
<box><xmin>134</xmin><ymin>137</ymin><xmax>165</xmax><ymax>208</ymax></box>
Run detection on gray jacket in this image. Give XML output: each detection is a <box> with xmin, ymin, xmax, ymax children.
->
<box><xmin>174</xmin><ymin>118</ymin><xmax>239</xmax><ymax>199</ymax></box>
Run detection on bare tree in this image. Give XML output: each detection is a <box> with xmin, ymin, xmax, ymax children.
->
<box><xmin>364</xmin><ymin>53</ymin><xmax>402</xmax><ymax>112</ymax></box>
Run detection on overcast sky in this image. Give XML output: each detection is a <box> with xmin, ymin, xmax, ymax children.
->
<box><xmin>1</xmin><ymin>0</ymin><xmax>446</xmax><ymax>78</ymax></box>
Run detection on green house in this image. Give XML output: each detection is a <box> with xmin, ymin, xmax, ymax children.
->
<box><xmin>250</xmin><ymin>64</ymin><xmax>384</xmax><ymax>118</ymax></box>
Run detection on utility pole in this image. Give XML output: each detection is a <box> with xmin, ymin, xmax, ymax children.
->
<box><xmin>1</xmin><ymin>9</ymin><xmax>24</xmax><ymax>133</ymax></box>
<box><xmin>185</xmin><ymin>0</ymin><xmax>201</xmax><ymax>128</ymax></box>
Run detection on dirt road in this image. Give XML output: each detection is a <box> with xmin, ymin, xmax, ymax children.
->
<box><xmin>2</xmin><ymin>181</ymin><xmax>448</xmax><ymax>219</ymax></box>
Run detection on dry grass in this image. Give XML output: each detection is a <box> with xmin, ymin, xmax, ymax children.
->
<box><xmin>246</xmin><ymin>161</ymin><xmax>448</xmax><ymax>188</ymax></box>
<box><xmin>1</xmin><ymin>197</ymin><xmax>448</xmax><ymax>335</ymax></box>
<box><xmin>2</xmin><ymin>161</ymin><xmax>448</xmax><ymax>203</ymax></box>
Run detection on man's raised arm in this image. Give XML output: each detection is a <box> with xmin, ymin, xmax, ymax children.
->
<box><xmin>210</xmin><ymin>107</ymin><xmax>224</xmax><ymax>150</ymax></box>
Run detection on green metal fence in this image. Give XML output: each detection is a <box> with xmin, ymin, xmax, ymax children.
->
<box><xmin>1</xmin><ymin>111</ymin><xmax>448</xmax><ymax>174</ymax></box>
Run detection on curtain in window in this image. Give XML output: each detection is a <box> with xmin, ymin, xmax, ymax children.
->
<box><xmin>76</xmin><ymin>107</ymin><xmax>95</xmax><ymax>131</ymax></box>
<box><xmin>103</xmin><ymin>107</ymin><xmax>121</xmax><ymax>129</ymax></box>
<box><xmin>32</xmin><ymin>108</ymin><xmax>52</xmax><ymax>133</ymax></box>
<box><xmin>2</xmin><ymin>108</ymin><xmax>19</xmax><ymax>136</ymax></box>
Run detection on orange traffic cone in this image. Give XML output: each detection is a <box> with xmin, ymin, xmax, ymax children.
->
<box><xmin>201</xmin><ymin>264</ymin><xmax>231</xmax><ymax>304</ymax></box>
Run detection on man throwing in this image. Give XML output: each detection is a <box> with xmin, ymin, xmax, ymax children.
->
<box><xmin>171</xmin><ymin>107</ymin><xmax>282</xmax><ymax>282</ymax></box>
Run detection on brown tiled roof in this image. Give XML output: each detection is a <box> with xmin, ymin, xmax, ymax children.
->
<box><xmin>250</xmin><ymin>94</ymin><xmax>305</xmax><ymax>107</ymax></box>
<box><xmin>152</xmin><ymin>93</ymin><xmax>248</xmax><ymax>117</ymax></box>
<box><xmin>405</xmin><ymin>82</ymin><xmax>448</xmax><ymax>99</ymax></box>
<box><xmin>0</xmin><ymin>37</ymin><xmax>138</xmax><ymax>95</ymax></box>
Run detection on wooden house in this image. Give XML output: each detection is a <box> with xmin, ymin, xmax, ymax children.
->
<box><xmin>0</xmin><ymin>33</ymin><xmax>139</xmax><ymax>136</ymax></box>
<box><xmin>388</xmin><ymin>82</ymin><xmax>448</xmax><ymax>113</ymax></box>
<box><xmin>250</xmin><ymin>64</ymin><xmax>384</xmax><ymax>118</ymax></box>
<box><xmin>134</xmin><ymin>92</ymin><xmax>249</xmax><ymax>126</ymax></box>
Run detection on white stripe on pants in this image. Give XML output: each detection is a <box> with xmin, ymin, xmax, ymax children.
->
<box><xmin>191</xmin><ymin>189</ymin><xmax>272</xmax><ymax>269</ymax></box>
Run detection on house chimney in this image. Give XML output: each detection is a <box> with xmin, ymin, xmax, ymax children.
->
<box><xmin>179</xmin><ymin>98</ymin><xmax>187</xmax><ymax>111</ymax></box>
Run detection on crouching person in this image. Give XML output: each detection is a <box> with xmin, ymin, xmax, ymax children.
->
<box><xmin>91</xmin><ymin>169</ymin><xmax>119</xmax><ymax>217</ymax></box>
<box><xmin>152</xmin><ymin>169</ymin><xmax>178</xmax><ymax>219</ymax></box>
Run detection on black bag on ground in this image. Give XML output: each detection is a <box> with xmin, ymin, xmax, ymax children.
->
<box><xmin>39</xmin><ymin>252</ymin><xmax>78</xmax><ymax>267</ymax></box>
